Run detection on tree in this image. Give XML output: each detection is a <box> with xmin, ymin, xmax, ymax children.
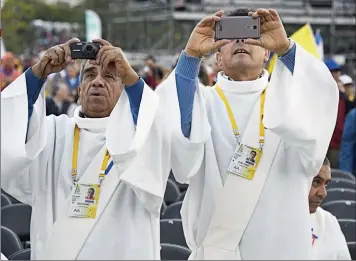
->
<box><xmin>2</xmin><ymin>0</ymin><xmax>85</xmax><ymax>54</ymax></box>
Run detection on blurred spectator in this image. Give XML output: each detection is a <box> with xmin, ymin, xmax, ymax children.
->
<box><xmin>340</xmin><ymin>108</ymin><xmax>356</xmax><ymax>175</ymax></box>
<box><xmin>142</xmin><ymin>55</ymin><xmax>164</xmax><ymax>89</ymax></box>
<box><xmin>1</xmin><ymin>52</ymin><xmax>21</xmax><ymax>91</ymax></box>
<box><xmin>64</xmin><ymin>63</ymin><xmax>80</xmax><ymax>90</ymax></box>
<box><xmin>325</xmin><ymin>58</ymin><xmax>352</xmax><ymax>168</ymax></box>
<box><xmin>339</xmin><ymin>74</ymin><xmax>355</xmax><ymax>103</ymax></box>
<box><xmin>198</xmin><ymin>64</ymin><xmax>210</xmax><ymax>86</ymax></box>
<box><xmin>309</xmin><ymin>157</ymin><xmax>351</xmax><ymax>259</ymax></box>
<box><xmin>46</xmin><ymin>81</ymin><xmax>77</xmax><ymax>117</ymax></box>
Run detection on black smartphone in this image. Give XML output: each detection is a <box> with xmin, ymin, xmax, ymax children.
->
<box><xmin>70</xmin><ymin>42</ymin><xmax>101</xmax><ymax>60</ymax></box>
<box><xmin>215</xmin><ymin>16</ymin><xmax>260</xmax><ymax>40</ymax></box>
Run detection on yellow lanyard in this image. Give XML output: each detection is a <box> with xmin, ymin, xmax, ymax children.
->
<box><xmin>71</xmin><ymin>125</ymin><xmax>110</xmax><ymax>184</ymax></box>
<box><xmin>215</xmin><ymin>84</ymin><xmax>267</xmax><ymax>149</ymax></box>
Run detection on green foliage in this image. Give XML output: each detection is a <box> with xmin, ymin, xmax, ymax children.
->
<box><xmin>2</xmin><ymin>0</ymin><xmax>85</xmax><ymax>54</ymax></box>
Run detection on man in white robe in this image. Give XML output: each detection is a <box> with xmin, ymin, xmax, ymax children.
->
<box><xmin>1</xmin><ymin>38</ymin><xmax>171</xmax><ymax>260</ymax></box>
<box><xmin>157</xmin><ymin>8</ymin><xmax>339</xmax><ymax>259</ymax></box>
<box><xmin>309</xmin><ymin>158</ymin><xmax>351</xmax><ymax>260</ymax></box>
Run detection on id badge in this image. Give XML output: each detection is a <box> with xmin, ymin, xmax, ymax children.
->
<box><xmin>68</xmin><ymin>183</ymin><xmax>100</xmax><ymax>218</ymax></box>
<box><xmin>227</xmin><ymin>144</ymin><xmax>262</xmax><ymax>180</ymax></box>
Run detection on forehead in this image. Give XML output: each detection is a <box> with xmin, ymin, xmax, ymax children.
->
<box><xmin>316</xmin><ymin>165</ymin><xmax>331</xmax><ymax>180</ymax></box>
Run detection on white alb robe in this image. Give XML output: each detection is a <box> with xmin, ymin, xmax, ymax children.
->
<box><xmin>310</xmin><ymin>207</ymin><xmax>351</xmax><ymax>260</ymax></box>
<box><xmin>157</xmin><ymin>44</ymin><xmax>339</xmax><ymax>259</ymax></box>
<box><xmin>1</xmin><ymin>74</ymin><xmax>171</xmax><ymax>260</ymax></box>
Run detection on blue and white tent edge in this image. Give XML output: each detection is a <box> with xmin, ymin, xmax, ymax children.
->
<box><xmin>315</xmin><ymin>29</ymin><xmax>324</xmax><ymax>61</ymax></box>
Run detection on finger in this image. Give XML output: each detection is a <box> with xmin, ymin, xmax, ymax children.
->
<box><xmin>63</xmin><ymin>38</ymin><xmax>80</xmax><ymax>62</ymax></box>
<box><xmin>95</xmin><ymin>45</ymin><xmax>112</xmax><ymax>64</ymax></box>
<box><xmin>56</xmin><ymin>46</ymin><xmax>66</xmax><ymax>65</ymax></box>
<box><xmin>61</xmin><ymin>44</ymin><xmax>72</xmax><ymax>63</ymax></box>
<box><xmin>212</xmin><ymin>39</ymin><xmax>231</xmax><ymax>52</ymax></box>
<box><xmin>213</xmin><ymin>10</ymin><xmax>224</xmax><ymax>17</ymax></box>
<box><xmin>92</xmin><ymin>38</ymin><xmax>113</xmax><ymax>47</ymax></box>
<box><xmin>256</xmin><ymin>8</ymin><xmax>273</xmax><ymax>22</ymax></box>
<box><xmin>102</xmin><ymin>53</ymin><xmax>119</xmax><ymax>72</ymax></box>
<box><xmin>197</xmin><ymin>15</ymin><xmax>221</xmax><ymax>28</ymax></box>
<box><xmin>99</xmin><ymin>48</ymin><xmax>116</xmax><ymax>68</ymax></box>
<box><xmin>244</xmin><ymin>38</ymin><xmax>263</xmax><ymax>47</ymax></box>
<box><xmin>268</xmin><ymin>9</ymin><xmax>280</xmax><ymax>20</ymax></box>
<box><xmin>50</xmin><ymin>48</ymin><xmax>60</xmax><ymax>65</ymax></box>
<box><xmin>66</xmin><ymin>37</ymin><xmax>81</xmax><ymax>44</ymax></box>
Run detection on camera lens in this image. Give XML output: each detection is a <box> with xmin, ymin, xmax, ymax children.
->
<box><xmin>83</xmin><ymin>43</ymin><xmax>97</xmax><ymax>54</ymax></box>
<box><xmin>253</xmin><ymin>25</ymin><xmax>257</xmax><ymax>29</ymax></box>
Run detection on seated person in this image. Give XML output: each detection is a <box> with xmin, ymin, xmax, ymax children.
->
<box><xmin>309</xmin><ymin>157</ymin><xmax>351</xmax><ymax>260</ymax></box>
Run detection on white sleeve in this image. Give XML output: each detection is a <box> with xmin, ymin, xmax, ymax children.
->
<box><xmin>263</xmin><ymin>44</ymin><xmax>339</xmax><ymax>177</ymax></box>
<box><xmin>330</xmin><ymin>217</ymin><xmax>352</xmax><ymax>260</ymax></box>
<box><xmin>106</xmin><ymin>84</ymin><xmax>171</xmax><ymax>216</ymax></box>
<box><xmin>1</xmin><ymin>73</ymin><xmax>49</xmax><ymax>205</ymax></box>
<box><xmin>156</xmin><ymin>71</ymin><xmax>211</xmax><ymax>184</ymax></box>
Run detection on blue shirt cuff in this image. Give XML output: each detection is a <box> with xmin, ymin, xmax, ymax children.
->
<box><xmin>176</xmin><ymin>51</ymin><xmax>201</xmax><ymax>79</ymax></box>
<box><xmin>125</xmin><ymin>77</ymin><xmax>144</xmax><ymax>125</ymax></box>
<box><xmin>278</xmin><ymin>42</ymin><xmax>296</xmax><ymax>74</ymax></box>
<box><xmin>25</xmin><ymin>68</ymin><xmax>46</xmax><ymax>119</ymax></box>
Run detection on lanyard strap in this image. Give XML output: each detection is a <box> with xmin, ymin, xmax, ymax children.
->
<box><xmin>215</xmin><ymin>84</ymin><xmax>267</xmax><ymax>148</ymax></box>
<box><xmin>71</xmin><ymin>125</ymin><xmax>111</xmax><ymax>184</ymax></box>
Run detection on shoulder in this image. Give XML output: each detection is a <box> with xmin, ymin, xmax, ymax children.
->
<box><xmin>317</xmin><ymin>207</ymin><xmax>341</xmax><ymax>230</ymax></box>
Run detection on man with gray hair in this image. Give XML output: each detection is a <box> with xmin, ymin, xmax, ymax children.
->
<box><xmin>1</xmin><ymin>38</ymin><xmax>172</xmax><ymax>259</ymax></box>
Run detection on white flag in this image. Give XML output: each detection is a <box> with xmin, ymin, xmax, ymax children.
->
<box><xmin>85</xmin><ymin>10</ymin><xmax>102</xmax><ymax>42</ymax></box>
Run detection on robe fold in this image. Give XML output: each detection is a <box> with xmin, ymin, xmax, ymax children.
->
<box><xmin>157</xmin><ymin>44</ymin><xmax>339</xmax><ymax>259</ymax></box>
<box><xmin>1</xmin><ymin>74</ymin><xmax>171</xmax><ymax>260</ymax></box>
<box><xmin>310</xmin><ymin>207</ymin><xmax>351</xmax><ymax>260</ymax></box>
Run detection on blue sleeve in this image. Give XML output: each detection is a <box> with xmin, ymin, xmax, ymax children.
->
<box><xmin>25</xmin><ymin>69</ymin><xmax>46</xmax><ymax>119</ymax></box>
<box><xmin>175</xmin><ymin>51</ymin><xmax>201</xmax><ymax>138</ymax></box>
<box><xmin>125</xmin><ymin>78</ymin><xmax>144</xmax><ymax>126</ymax></box>
<box><xmin>340</xmin><ymin>109</ymin><xmax>356</xmax><ymax>174</ymax></box>
<box><xmin>278</xmin><ymin>42</ymin><xmax>296</xmax><ymax>74</ymax></box>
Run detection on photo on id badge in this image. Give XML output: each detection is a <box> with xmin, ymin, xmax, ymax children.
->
<box><xmin>245</xmin><ymin>150</ymin><xmax>257</xmax><ymax>166</ymax></box>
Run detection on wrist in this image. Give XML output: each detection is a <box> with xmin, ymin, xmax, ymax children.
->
<box><xmin>31</xmin><ymin>64</ymin><xmax>44</xmax><ymax>79</ymax></box>
<box><xmin>184</xmin><ymin>47</ymin><xmax>201</xmax><ymax>58</ymax></box>
<box><xmin>124</xmin><ymin>72</ymin><xmax>139</xmax><ymax>86</ymax></box>
<box><xmin>276</xmin><ymin>39</ymin><xmax>293</xmax><ymax>57</ymax></box>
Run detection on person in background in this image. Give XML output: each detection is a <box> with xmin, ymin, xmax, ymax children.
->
<box><xmin>198</xmin><ymin>64</ymin><xmax>210</xmax><ymax>87</ymax></box>
<box><xmin>1</xmin><ymin>52</ymin><xmax>21</xmax><ymax>91</ymax></box>
<box><xmin>46</xmin><ymin>81</ymin><xmax>77</xmax><ymax>117</ymax></box>
<box><xmin>309</xmin><ymin>157</ymin><xmax>351</xmax><ymax>260</ymax></box>
<box><xmin>64</xmin><ymin>63</ymin><xmax>80</xmax><ymax>91</ymax></box>
<box><xmin>142</xmin><ymin>55</ymin><xmax>164</xmax><ymax>89</ymax></box>
<box><xmin>339</xmin><ymin>74</ymin><xmax>355</xmax><ymax>103</ymax></box>
<box><xmin>324</xmin><ymin>58</ymin><xmax>352</xmax><ymax>168</ymax></box>
<box><xmin>340</xmin><ymin>108</ymin><xmax>356</xmax><ymax>175</ymax></box>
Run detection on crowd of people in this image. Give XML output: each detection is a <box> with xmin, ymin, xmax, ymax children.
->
<box><xmin>1</xmin><ymin>7</ymin><xmax>356</xmax><ymax>260</ymax></box>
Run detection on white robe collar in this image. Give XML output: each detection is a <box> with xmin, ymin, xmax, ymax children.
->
<box><xmin>73</xmin><ymin>106</ymin><xmax>108</xmax><ymax>131</ymax></box>
<box><xmin>216</xmin><ymin>69</ymin><xmax>269</xmax><ymax>93</ymax></box>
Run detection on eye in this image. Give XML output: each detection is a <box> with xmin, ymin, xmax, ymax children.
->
<box><xmin>85</xmin><ymin>74</ymin><xmax>94</xmax><ymax>79</ymax></box>
<box><xmin>312</xmin><ymin>180</ymin><xmax>320</xmax><ymax>187</ymax></box>
<box><xmin>104</xmin><ymin>74</ymin><xmax>115</xmax><ymax>79</ymax></box>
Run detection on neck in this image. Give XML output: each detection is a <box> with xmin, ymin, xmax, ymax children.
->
<box><xmin>80</xmin><ymin>110</ymin><xmax>110</xmax><ymax>119</ymax></box>
<box><xmin>224</xmin><ymin>68</ymin><xmax>263</xmax><ymax>81</ymax></box>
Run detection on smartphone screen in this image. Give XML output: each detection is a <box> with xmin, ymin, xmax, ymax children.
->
<box><xmin>215</xmin><ymin>16</ymin><xmax>260</xmax><ymax>40</ymax></box>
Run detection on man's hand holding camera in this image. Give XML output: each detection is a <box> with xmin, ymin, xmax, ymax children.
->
<box><xmin>32</xmin><ymin>38</ymin><xmax>139</xmax><ymax>86</ymax></box>
<box><xmin>90</xmin><ymin>39</ymin><xmax>139</xmax><ymax>86</ymax></box>
<box><xmin>32</xmin><ymin>38</ymin><xmax>80</xmax><ymax>79</ymax></box>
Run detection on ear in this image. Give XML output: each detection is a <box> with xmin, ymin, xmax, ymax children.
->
<box><xmin>264</xmin><ymin>50</ymin><xmax>270</xmax><ymax>63</ymax></box>
<box><xmin>78</xmin><ymin>86</ymin><xmax>81</xmax><ymax>96</ymax></box>
<box><xmin>216</xmin><ymin>52</ymin><xmax>223</xmax><ymax>70</ymax></box>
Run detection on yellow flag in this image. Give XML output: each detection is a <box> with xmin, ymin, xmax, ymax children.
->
<box><xmin>266</xmin><ymin>24</ymin><xmax>319</xmax><ymax>74</ymax></box>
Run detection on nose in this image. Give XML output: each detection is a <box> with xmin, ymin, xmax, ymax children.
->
<box><xmin>236</xmin><ymin>39</ymin><xmax>245</xmax><ymax>44</ymax></box>
<box><xmin>92</xmin><ymin>74</ymin><xmax>104</xmax><ymax>87</ymax></box>
<box><xmin>317</xmin><ymin>186</ymin><xmax>327</xmax><ymax>199</ymax></box>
